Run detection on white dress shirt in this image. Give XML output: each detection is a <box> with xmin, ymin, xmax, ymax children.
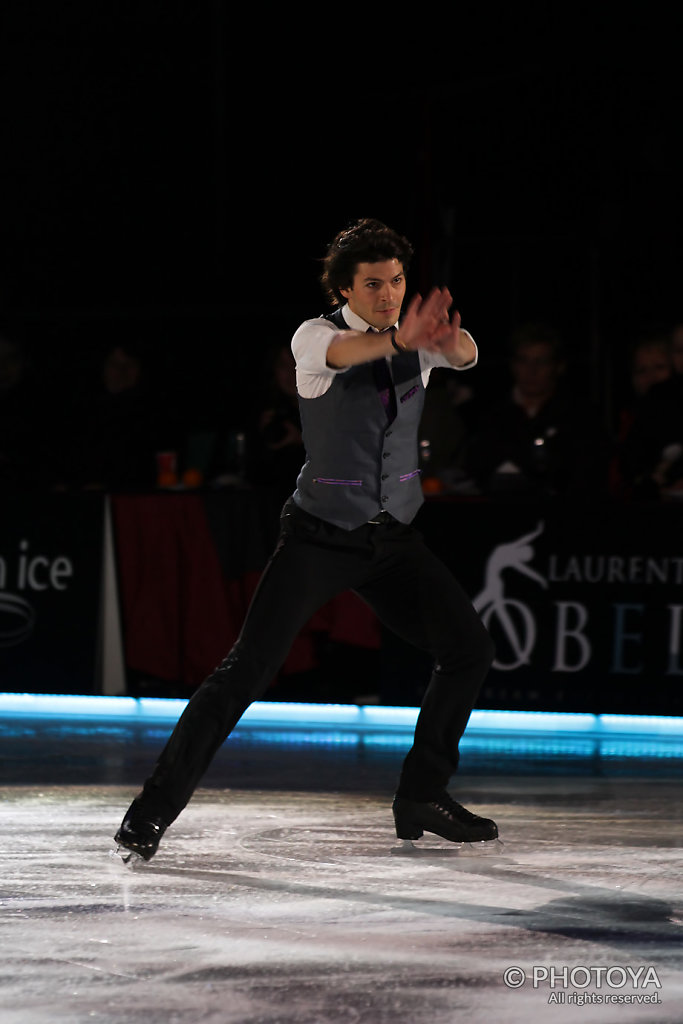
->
<box><xmin>291</xmin><ymin>304</ymin><xmax>478</xmax><ymax>399</ymax></box>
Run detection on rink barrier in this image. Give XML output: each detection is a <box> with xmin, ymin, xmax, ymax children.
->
<box><xmin>1</xmin><ymin>693</ymin><xmax>683</xmax><ymax>760</ymax></box>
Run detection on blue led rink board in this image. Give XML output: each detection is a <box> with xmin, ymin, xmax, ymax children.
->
<box><xmin>2</xmin><ymin>693</ymin><xmax>683</xmax><ymax>760</ymax></box>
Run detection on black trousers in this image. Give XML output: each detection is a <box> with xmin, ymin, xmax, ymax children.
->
<box><xmin>138</xmin><ymin>500</ymin><xmax>495</xmax><ymax>824</ymax></box>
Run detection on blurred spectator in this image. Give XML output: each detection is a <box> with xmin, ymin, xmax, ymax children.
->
<box><xmin>0</xmin><ymin>330</ymin><xmax>54</xmax><ymax>491</ymax></box>
<box><xmin>248</xmin><ymin>343</ymin><xmax>304</xmax><ymax>498</ymax></box>
<box><xmin>609</xmin><ymin>331</ymin><xmax>673</xmax><ymax>498</ymax></box>
<box><xmin>464</xmin><ymin>322</ymin><xmax>609</xmax><ymax>499</ymax></box>
<box><xmin>60</xmin><ymin>339</ymin><xmax>162</xmax><ymax>491</ymax></box>
<box><xmin>618</xmin><ymin>322</ymin><xmax>683</xmax><ymax>499</ymax></box>
<box><xmin>627</xmin><ymin>332</ymin><xmax>673</xmax><ymax>399</ymax></box>
<box><xmin>671</xmin><ymin>323</ymin><xmax>683</xmax><ymax>375</ymax></box>
<box><xmin>417</xmin><ymin>368</ymin><xmax>479</xmax><ymax>493</ymax></box>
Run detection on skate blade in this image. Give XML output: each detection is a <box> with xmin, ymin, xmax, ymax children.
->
<box><xmin>391</xmin><ymin>839</ymin><xmax>427</xmax><ymax>855</ymax></box>
<box><xmin>391</xmin><ymin>838</ymin><xmax>464</xmax><ymax>856</ymax></box>
<box><xmin>391</xmin><ymin>836</ymin><xmax>504</xmax><ymax>856</ymax></box>
<box><xmin>110</xmin><ymin>845</ymin><xmax>147</xmax><ymax>868</ymax></box>
<box><xmin>458</xmin><ymin>836</ymin><xmax>505</xmax><ymax>856</ymax></box>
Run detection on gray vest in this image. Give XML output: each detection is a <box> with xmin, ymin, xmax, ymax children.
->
<box><xmin>293</xmin><ymin>310</ymin><xmax>426</xmax><ymax>530</ymax></box>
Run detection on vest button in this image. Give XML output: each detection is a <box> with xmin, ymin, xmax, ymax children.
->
<box><xmin>382</xmin><ymin>452</ymin><xmax>390</xmax><ymax>459</ymax></box>
<box><xmin>381</xmin><ymin>473</ymin><xmax>388</xmax><ymax>480</ymax></box>
<box><xmin>381</xmin><ymin>495</ymin><xmax>389</xmax><ymax>504</ymax></box>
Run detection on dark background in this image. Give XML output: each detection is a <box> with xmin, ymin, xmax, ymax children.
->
<box><xmin>2</xmin><ymin>3</ymin><xmax>682</xmax><ymax>430</ymax></box>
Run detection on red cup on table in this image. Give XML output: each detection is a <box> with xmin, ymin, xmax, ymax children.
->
<box><xmin>156</xmin><ymin>451</ymin><xmax>178</xmax><ymax>488</ymax></box>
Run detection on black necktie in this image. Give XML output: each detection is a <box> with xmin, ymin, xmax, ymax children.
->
<box><xmin>369</xmin><ymin>330</ymin><xmax>397</xmax><ymax>424</ymax></box>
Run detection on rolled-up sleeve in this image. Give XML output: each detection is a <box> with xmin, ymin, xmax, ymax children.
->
<box><xmin>292</xmin><ymin>318</ymin><xmax>348</xmax><ymax>398</ymax></box>
<box><xmin>419</xmin><ymin>329</ymin><xmax>478</xmax><ymax>372</ymax></box>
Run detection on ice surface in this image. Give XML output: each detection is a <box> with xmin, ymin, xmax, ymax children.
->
<box><xmin>0</xmin><ymin>720</ymin><xmax>682</xmax><ymax>1022</ymax></box>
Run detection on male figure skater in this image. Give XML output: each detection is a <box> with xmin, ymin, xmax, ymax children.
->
<box><xmin>115</xmin><ymin>218</ymin><xmax>498</xmax><ymax>861</ymax></box>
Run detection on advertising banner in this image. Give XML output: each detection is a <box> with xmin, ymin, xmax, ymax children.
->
<box><xmin>0</xmin><ymin>494</ymin><xmax>104</xmax><ymax>693</ymax></box>
<box><xmin>413</xmin><ymin>499</ymin><xmax>683</xmax><ymax>716</ymax></box>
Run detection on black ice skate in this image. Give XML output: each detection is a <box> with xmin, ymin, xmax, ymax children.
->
<box><xmin>392</xmin><ymin>791</ymin><xmax>498</xmax><ymax>844</ymax></box>
<box><xmin>114</xmin><ymin>804</ymin><xmax>167</xmax><ymax>863</ymax></box>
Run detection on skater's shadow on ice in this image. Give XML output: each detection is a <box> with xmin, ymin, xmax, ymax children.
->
<box><xmin>526</xmin><ymin>893</ymin><xmax>681</xmax><ymax>947</ymax></box>
<box><xmin>125</xmin><ymin>857</ymin><xmax>681</xmax><ymax>955</ymax></box>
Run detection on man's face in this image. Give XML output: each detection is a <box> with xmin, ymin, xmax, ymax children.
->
<box><xmin>631</xmin><ymin>344</ymin><xmax>671</xmax><ymax>397</ymax></box>
<box><xmin>511</xmin><ymin>342</ymin><xmax>563</xmax><ymax>402</ymax></box>
<box><xmin>340</xmin><ymin>259</ymin><xmax>406</xmax><ymax>330</ymax></box>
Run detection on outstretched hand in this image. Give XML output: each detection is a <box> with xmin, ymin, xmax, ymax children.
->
<box><xmin>398</xmin><ymin>288</ymin><xmax>473</xmax><ymax>365</ymax></box>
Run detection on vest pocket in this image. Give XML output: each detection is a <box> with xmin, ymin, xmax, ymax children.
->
<box><xmin>313</xmin><ymin>477</ymin><xmax>363</xmax><ymax>486</ymax></box>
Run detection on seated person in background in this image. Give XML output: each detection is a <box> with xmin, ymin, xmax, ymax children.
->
<box><xmin>464</xmin><ymin>322</ymin><xmax>609</xmax><ymax>499</ymax></box>
<box><xmin>417</xmin><ymin>367</ymin><xmax>479</xmax><ymax>493</ymax></box>
<box><xmin>609</xmin><ymin>330</ymin><xmax>672</xmax><ymax>497</ymax></box>
<box><xmin>626</xmin><ymin>331</ymin><xmax>673</xmax><ymax>400</ymax></box>
<box><xmin>248</xmin><ymin>342</ymin><xmax>305</xmax><ymax>498</ymax></box>
<box><xmin>61</xmin><ymin>340</ymin><xmax>162</xmax><ymax>491</ymax></box>
<box><xmin>619</xmin><ymin>321</ymin><xmax>683</xmax><ymax>499</ymax></box>
<box><xmin>671</xmin><ymin>323</ymin><xmax>683</xmax><ymax>375</ymax></box>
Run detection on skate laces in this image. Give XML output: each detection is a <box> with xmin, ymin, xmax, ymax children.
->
<box><xmin>432</xmin><ymin>791</ymin><xmax>481</xmax><ymax>823</ymax></box>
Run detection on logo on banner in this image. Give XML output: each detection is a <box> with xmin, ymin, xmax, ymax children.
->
<box><xmin>0</xmin><ymin>592</ymin><xmax>36</xmax><ymax>646</ymax></box>
<box><xmin>473</xmin><ymin>520</ymin><xmax>683</xmax><ymax>675</ymax></box>
<box><xmin>474</xmin><ymin>521</ymin><xmax>546</xmax><ymax>670</ymax></box>
<box><xmin>0</xmin><ymin>540</ymin><xmax>74</xmax><ymax>648</ymax></box>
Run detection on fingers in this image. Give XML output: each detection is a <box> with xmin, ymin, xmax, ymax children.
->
<box><xmin>399</xmin><ymin>288</ymin><xmax>459</xmax><ymax>349</ymax></box>
<box><xmin>420</xmin><ymin>287</ymin><xmax>449</xmax><ymax>319</ymax></box>
<box><xmin>405</xmin><ymin>288</ymin><xmax>453</xmax><ymax>320</ymax></box>
<box><xmin>402</xmin><ymin>293</ymin><xmax>423</xmax><ymax>319</ymax></box>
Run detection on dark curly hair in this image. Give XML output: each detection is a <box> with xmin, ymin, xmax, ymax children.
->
<box><xmin>320</xmin><ymin>218</ymin><xmax>414</xmax><ymax>306</ymax></box>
